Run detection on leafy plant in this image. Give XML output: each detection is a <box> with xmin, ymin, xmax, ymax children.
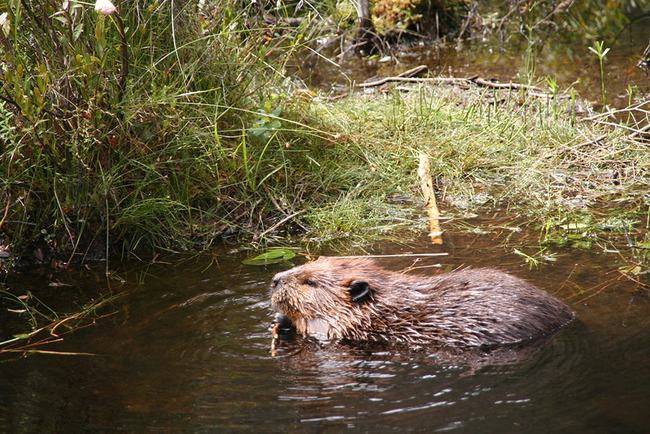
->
<box><xmin>242</xmin><ymin>248</ymin><xmax>297</xmax><ymax>266</ymax></box>
<box><xmin>588</xmin><ymin>40</ymin><xmax>610</xmax><ymax>107</ymax></box>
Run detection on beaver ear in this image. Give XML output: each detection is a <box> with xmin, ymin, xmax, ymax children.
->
<box><xmin>348</xmin><ymin>280</ymin><xmax>371</xmax><ymax>303</ymax></box>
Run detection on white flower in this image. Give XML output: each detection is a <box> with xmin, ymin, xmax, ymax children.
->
<box><xmin>62</xmin><ymin>0</ymin><xmax>69</xmax><ymax>10</ymax></box>
<box><xmin>0</xmin><ymin>12</ymin><xmax>10</xmax><ymax>37</ymax></box>
<box><xmin>94</xmin><ymin>0</ymin><xmax>116</xmax><ymax>15</ymax></box>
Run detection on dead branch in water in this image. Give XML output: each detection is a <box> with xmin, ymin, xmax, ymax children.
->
<box><xmin>0</xmin><ymin>349</ymin><xmax>98</xmax><ymax>356</ymax></box>
<box><xmin>418</xmin><ymin>152</ymin><xmax>443</xmax><ymax>245</ymax></box>
<box><xmin>0</xmin><ymin>294</ymin><xmax>121</xmax><ymax>358</ymax></box>
<box><xmin>356</xmin><ymin>66</ymin><xmax>566</xmax><ymax>99</ymax></box>
<box><xmin>356</xmin><ymin>65</ymin><xmax>429</xmax><ymax>88</ymax></box>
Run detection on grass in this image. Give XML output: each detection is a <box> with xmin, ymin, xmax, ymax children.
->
<box><xmin>0</xmin><ymin>1</ymin><xmax>332</xmax><ymax>265</ymax></box>
<box><xmin>0</xmin><ymin>1</ymin><xmax>647</xmax><ymax>267</ymax></box>
<box><xmin>298</xmin><ymin>85</ymin><xmax>648</xmax><ymax>274</ymax></box>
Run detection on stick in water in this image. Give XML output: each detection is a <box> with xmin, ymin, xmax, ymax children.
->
<box><xmin>418</xmin><ymin>152</ymin><xmax>443</xmax><ymax>245</ymax></box>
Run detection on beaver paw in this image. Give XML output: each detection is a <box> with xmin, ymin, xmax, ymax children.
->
<box><xmin>271</xmin><ymin>313</ymin><xmax>295</xmax><ymax>334</ymax></box>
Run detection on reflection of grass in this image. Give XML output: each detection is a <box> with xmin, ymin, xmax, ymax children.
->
<box><xmin>0</xmin><ymin>289</ymin><xmax>120</xmax><ymax>359</ymax></box>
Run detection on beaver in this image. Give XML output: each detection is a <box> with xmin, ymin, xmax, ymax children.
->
<box><xmin>269</xmin><ymin>256</ymin><xmax>575</xmax><ymax>349</ymax></box>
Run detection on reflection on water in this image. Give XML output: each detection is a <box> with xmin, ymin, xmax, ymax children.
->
<box><xmin>1</xmin><ymin>215</ymin><xmax>649</xmax><ymax>432</ymax></box>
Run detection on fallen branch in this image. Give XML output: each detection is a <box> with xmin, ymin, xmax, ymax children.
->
<box><xmin>580</xmin><ymin>100</ymin><xmax>649</xmax><ymax>122</ymax></box>
<box><xmin>472</xmin><ymin>77</ymin><xmax>542</xmax><ymax>92</ymax></box>
<box><xmin>1</xmin><ymin>349</ymin><xmax>98</xmax><ymax>356</ymax></box>
<box><xmin>628</xmin><ymin>123</ymin><xmax>650</xmax><ymax>140</ymax></box>
<box><xmin>357</xmin><ymin>69</ymin><xmax>561</xmax><ymax>97</ymax></box>
<box><xmin>356</xmin><ymin>65</ymin><xmax>429</xmax><ymax>88</ymax></box>
<box><xmin>358</xmin><ymin>75</ymin><xmax>465</xmax><ymax>88</ymax></box>
<box><xmin>257</xmin><ymin>210</ymin><xmax>305</xmax><ymax>240</ymax></box>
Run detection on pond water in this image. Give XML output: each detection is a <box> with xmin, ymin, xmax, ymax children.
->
<box><xmin>1</xmin><ymin>215</ymin><xmax>649</xmax><ymax>432</ymax></box>
<box><xmin>297</xmin><ymin>18</ymin><xmax>650</xmax><ymax>108</ymax></box>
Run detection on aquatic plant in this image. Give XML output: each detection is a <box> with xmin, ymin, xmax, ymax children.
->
<box><xmin>0</xmin><ymin>286</ymin><xmax>120</xmax><ymax>358</ymax></box>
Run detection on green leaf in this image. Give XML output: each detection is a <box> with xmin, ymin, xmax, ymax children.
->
<box><xmin>242</xmin><ymin>248</ymin><xmax>296</xmax><ymax>266</ymax></box>
<box><xmin>73</xmin><ymin>23</ymin><xmax>83</xmax><ymax>41</ymax></box>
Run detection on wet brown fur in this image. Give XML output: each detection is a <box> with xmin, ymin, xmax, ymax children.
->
<box><xmin>270</xmin><ymin>257</ymin><xmax>575</xmax><ymax>348</ymax></box>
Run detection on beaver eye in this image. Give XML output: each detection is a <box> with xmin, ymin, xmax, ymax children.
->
<box><xmin>304</xmin><ymin>278</ymin><xmax>317</xmax><ymax>287</ymax></box>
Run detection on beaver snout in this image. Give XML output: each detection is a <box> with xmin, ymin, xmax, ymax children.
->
<box><xmin>272</xmin><ymin>313</ymin><xmax>295</xmax><ymax>333</ymax></box>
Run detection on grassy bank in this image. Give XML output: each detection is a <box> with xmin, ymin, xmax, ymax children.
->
<box><xmin>0</xmin><ymin>1</ymin><xmax>648</xmax><ymax>274</ymax></box>
<box><xmin>301</xmin><ymin>85</ymin><xmax>648</xmax><ymax>272</ymax></box>
<box><xmin>0</xmin><ymin>0</ymin><xmax>332</xmax><ymax>267</ymax></box>
<box><xmin>1</xmin><ymin>2</ymin><xmax>649</xmax><ymax>358</ymax></box>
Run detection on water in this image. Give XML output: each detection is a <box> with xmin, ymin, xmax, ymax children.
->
<box><xmin>1</xmin><ymin>218</ymin><xmax>649</xmax><ymax>432</ymax></box>
<box><xmin>296</xmin><ymin>19</ymin><xmax>650</xmax><ymax>108</ymax></box>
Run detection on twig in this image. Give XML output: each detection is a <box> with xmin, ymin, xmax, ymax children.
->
<box><xmin>418</xmin><ymin>152</ymin><xmax>443</xmax><ymax>245</ymax></box>
<box><xmin>628</xmin><ymin>123</ymin><xmax>650</xmax><ymax>139</ymax></box>
<box><xmin>53</xmin><ymin>179</ymin><xmax>75</xmax><ymax>248</ymax></box>
<box><xmin>333</xmin><ymin>253</ymin><xmax>448</xmax><ymax>259</ymax></box>
<box><xmin>580</xmin><ymin>100</ymin><xmax>648</xmax><ymax>121</ymax></box>
<box><xmin>357</xmin><ymin>73</ymin><xmax>554</xmax><ymax>97</ymax></box>
<box><xmin>358</xmin><ymin>76</ymin><xmax>467</xmax><ymax>88</ymax></box>
<box><xmin>258</xmin><ymin>210</ymin><xmax>305</xmax><ymax>239</ymax></box>
<box><xmin>113</xmin><ymin>14</ymin><xmax>129</xmax><ymax>102</ymax></box>
<box><xmin>357</xmin><ymin>65</ymin><xmax>429</xmax><ymax>88</ymax></box>
<box><xmin>471</xmin><ymin>77</ymin><xmax>542</xmax><ymax>92</ymax></box>
<box><xmin>0</xmin><ymin>349</ymin><xmax>98</xmax><ymax>356</ymax></box>
<box><xmin>0</xmin><ymin>193</ymin><xmax>10</xmax><ymax>231</ymax></box>
<box><xmin>573</xmin><ymin>134</ymin><xmax>607</xmax><ymax>148</ymax></box>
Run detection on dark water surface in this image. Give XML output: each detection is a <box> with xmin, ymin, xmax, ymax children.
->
<box><xmin>1</xmin><ymin>219</ymin><xmax>649</xmax><ymax>432</ymax></box>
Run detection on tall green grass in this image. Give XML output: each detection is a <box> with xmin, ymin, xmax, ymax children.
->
<box><xmin>0</xmin><ymin>0</ymin><xmax>335</xmax><ymax>263</ymax></box>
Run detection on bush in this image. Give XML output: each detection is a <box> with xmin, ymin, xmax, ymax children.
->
<box><xmin>0</xmin><ymin>0</ymin><xmax>322</xmax><ymax>263</ymax></box>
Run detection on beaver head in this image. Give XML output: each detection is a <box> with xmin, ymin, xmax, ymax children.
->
<box><xmin>269</xmin><ymin>256</ymin><xmax>575</xmax><ymax>348</ymax></box>
<box><xmin>269</xmin><ymin>257</ymin><xmax>387</xmax><ymax>341</ymax></box>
